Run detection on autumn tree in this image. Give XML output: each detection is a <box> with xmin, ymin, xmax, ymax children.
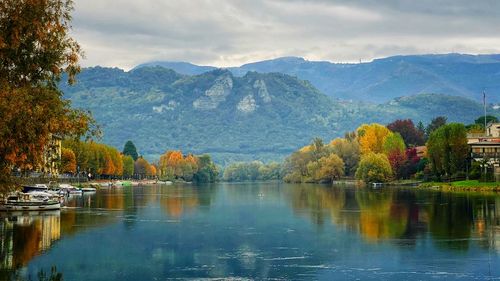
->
<box><xmin>60</xmin><ymin>148</ymin><xmax>76</xmax><ymax>174</ymax></box>
<box><xmin>387</xmin><ymin>119</ymin><xmax>425</xmax><ymax>146</ymax></box>
<box><xmin>383</xmin><ymin>133</ymin><xmax>407</xmax><ymax>179</ymax></box>
<box><xmin>356</xmin><ymin>123</ymin><xmax>391</xmax><ymax>155</ymax></box>
<box><xmin>355</xmin><ymin>153</ymin><xmax>393</xmax><ymax>183</ymax></box>
<box><xmin>0</xmin><ymin>0</ymin><xmax>95</xmax><ymax>190</ymax></box>
<box><xmin>134</xmin><ymin>157</ymin><xmax>150</xmax><ymax>179</ymax></box>
<box><xmin>122</xmin><ymin>140</ymin><xmax>138</xmax><ymax>161</ymax></box>
<box><xmin>307</xmin><ymin>154</ymin><xmax>345</xmax><ymax>183</ymax></box>
<box><xmin>330</xmin><ymin>138</ymin><xmax>360</xmax><ymax>176</ymax></box>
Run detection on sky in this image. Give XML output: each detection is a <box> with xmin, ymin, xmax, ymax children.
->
<box><xmin>72</xmin><ymin>0</ymin><xmax>500</xmax><ymax>70</ymax></box>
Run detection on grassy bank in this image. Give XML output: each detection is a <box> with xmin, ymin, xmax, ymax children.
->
<box><xmin>418</xmin><ymin>180</ymin><xmax>500</xmax><ymax>192</ymax></box>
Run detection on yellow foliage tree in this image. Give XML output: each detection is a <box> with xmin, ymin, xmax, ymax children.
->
<box><xmin>356</xmin><ymin>123</ymin><xmax>391</xmax><ymax>155</ymax></box>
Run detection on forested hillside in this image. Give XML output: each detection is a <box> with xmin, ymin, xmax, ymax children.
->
<box><xmin>62</xmin><ymin>66</ymin><xmax>500</xmax><ymax>164</ymax></box>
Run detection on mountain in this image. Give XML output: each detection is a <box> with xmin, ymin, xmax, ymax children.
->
<box><xmin>133</xmin><ymin>61</ymin><xmax>216</xmax><ymax>75</ymax></box>
<box><xmin>134</xmin><ymin>54</ymin><xmax>500</xmax><ymax>103</ymax></box>
<box><xmin>62</xmin><ymin>66</ymin><xmax>499</xmax><ymax>164</ymax></box>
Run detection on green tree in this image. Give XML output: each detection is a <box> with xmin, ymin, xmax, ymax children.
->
<box><xmin>425</xmin><ymin>116</ymin><xmax>447</xmax><ymax>137</ymax></box>
<box><xmin>474</xmin><ymin>115</ymin><xmax>498</xmax><ymax>126</ymax></box>
<box><xmin>122</xmin><ymin>140</ymin><xmax>138</xmax><ymax>161</ymax></box>
<box><xmin>193</xmin><ymin>154</ymin><xmax>218</xmax><ymax>183</ymax></box>
<box><xmin>122</xmin><ymin>155</ymin><xmax>134</xmax><ymax>178</ymax></box>
<box><xmin>355</xmin><ymin>153</ymin><xmax>393</xmax><ymax>183</ymax></box>
<box><xmin>427</xmin><ymin>123</ymin><xmax>468</xmax><ymax>177</ymax></box>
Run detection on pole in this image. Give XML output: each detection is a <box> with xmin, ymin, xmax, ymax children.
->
<box><xmin>483</xmin><ymin>91</ymin><xmax>487</xmax><ymax>135</ymax></box>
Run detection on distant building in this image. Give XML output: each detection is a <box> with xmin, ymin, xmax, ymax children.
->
<box><xmin>487</xmin><ymin>122</ymin><xmax>500</xmax><ymax>137</ymax></box>
<box><xmin>415</xmin><ymin>146</ymin><xmax>427</xmax><ymax>158</ymax></box>
<box><xmin>38</xmin><ymin>134</ymin><xmax>62</xmax><ymax>176</ymax></box>
<box><xmin>468</xmin><ymin>138</ymin><xmax>500</xmax><ymax>181</ymax></box>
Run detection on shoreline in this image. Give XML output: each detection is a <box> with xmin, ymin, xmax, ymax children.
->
<box><xmin>417</xmin><ymin>181</ymin><xmax>500</xmax><ymax>192</ymax></box>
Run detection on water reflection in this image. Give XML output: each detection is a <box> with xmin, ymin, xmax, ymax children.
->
<box><xmin>0</xmin><ymin>184</ymin><xmax>498</xmax><ymax>280</ymax></box>
<box><xmin>286</xmin><ymin>184</ymin><xmax>500</xmax><ymax>251</ymax></box>
<box><xmin>0</xmin><ymin>211</ymin><xmax>60</xmax><ymax>279</ymax></box>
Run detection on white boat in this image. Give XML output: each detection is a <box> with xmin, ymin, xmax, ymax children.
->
<box><xmin>81</xmin><ymin>186</ymin><xmax>97</xmax><ymax>192</ymax></box>
<box><xmin>59</xmin><ymin>184</ymin><xmax>83</xmax><ymax>195</ymax></box>
<box><xmin>0</xmin><ymin>193</ymin><xmax>61</xmax><ymax>211</ymax></box>
<box><xmin>22</xmin><ymin>184</ymin><xmax>49</xmax><ymax>193</ymax></box>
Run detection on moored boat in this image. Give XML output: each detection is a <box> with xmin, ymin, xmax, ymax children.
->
<box><xmin>22</xmin><ymin>184</ymin><xmax>49</xmax><ymax>193</ymax></box>
<box><xmin>59</xmin><ymin>183</ymin><xmax>83</xmax><ymax>195</ymax></box>
<box><xmin>0</xmin><ymin>193</ymin><xmax>61</xmax><ymax>211</ymax></box>
<box><xmin>81</xmin><ymin>186</ymin><xmax>97</xmax><ymax>192</ymax></box>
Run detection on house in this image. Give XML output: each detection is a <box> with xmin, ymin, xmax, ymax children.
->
<box><xmin>468</xmin><ymin>138</ymin><xmax>500</xmax><ymax>181</ymax></box>
<box><xmin>415</xmin><ymin>146</ymin><xmax>427</xmax><ymax>158</ymax></box>
<box><xmin>487</xmin><ymin>122</ymin><xmax>500</xmax><ymax>137</ymax></box>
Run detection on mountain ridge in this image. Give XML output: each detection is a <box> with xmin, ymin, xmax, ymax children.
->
<box><xmin>134</xmin><ymin>53</ymin><xmax>500</xmax><ymax>103</ymax></box>
<box><xmin>62</xmin><ymin>66</ymin><xmax>500</xmax><ymax>164</ymax></box>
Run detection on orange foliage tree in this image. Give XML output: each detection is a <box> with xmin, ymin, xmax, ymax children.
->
<box><xmin>0</xmin><ymin>0</ymin><xmax>97</xmax><ymax>190</ymax></box>
<box><xmin>158</xmin><ymin>150</ymin><xmax>200</xmax><ymax>181</ymax></box>
<box><xmin>60</xmin><ymin>148</ymin><xmax>77</xmax><ymax>174</ymax></box>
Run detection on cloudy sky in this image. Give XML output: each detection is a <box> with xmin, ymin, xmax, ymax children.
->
<box><xmin>72</xmin><ymin>0</ymin><xmax>500</xmax><ymax>70</ymax></box>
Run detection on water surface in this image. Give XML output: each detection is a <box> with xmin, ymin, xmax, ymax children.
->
<box><xmin>1</xmin><ymin>183</ymin><xmax>499</xmax><ymax>280</ymax></box>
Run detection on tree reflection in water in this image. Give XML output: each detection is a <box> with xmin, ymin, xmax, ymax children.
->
<box><xmin>286</xmin><ymin>184</ymin><xmax>500</xmax><ymax>251</ymax></box>
<box><xmin>0</xmin><ymin>183</ymin><xmax>498</xmax><ymax>280</ymax></box>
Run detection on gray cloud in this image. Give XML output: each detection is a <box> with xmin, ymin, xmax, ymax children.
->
<box><xmin>71</xmin><ymin>0</ymin><xmax>500</xmax><ymax>69</ymax></box>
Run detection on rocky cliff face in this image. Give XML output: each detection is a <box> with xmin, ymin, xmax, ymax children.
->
<box><xmin>193</xmin><ymin>74</ymin><xmax>233</xmax><ymax>110</ymax></box>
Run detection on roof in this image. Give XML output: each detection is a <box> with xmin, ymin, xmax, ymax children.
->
<box><xmin>469</xmin><ymin>141</ymin><xmax>500</xmax><ymax>146</ymax></box>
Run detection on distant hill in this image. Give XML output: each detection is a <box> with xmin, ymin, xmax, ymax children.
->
<box><xmin>133</xmin><ymin>61</ymin><xmax>216</xmax><ymax>75</ymax></box>
<box><xmin>134</xmin><ymin>54</ymin><xmax>500</xmax><ymax>103</ymax></box>
<box><xmin>62</xmin><ymin>66</ymin><xmax>499</xmax><ymax>164</ymax></box>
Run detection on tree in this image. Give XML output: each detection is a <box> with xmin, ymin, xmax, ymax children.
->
<box><xmin>427</xmin><ymin>123</ymin><xmax>468</xmax><ymax>177</ymax></box>
<box><xmin>193</xmin><ymin>154</ymin><xmax>218</xmax><ymax>183</ymax></box>
<box><xmin>356</xmin><ymin>123</ymin><xmax>391</xmax><ymax>155</ymax></box>
<box><xmin>426</xmin><ymin>116</ymin><xmax>447</xmax><ymax>137</ymax></box>
<box><xmin>122</xmin><ymin>140</ymin><xmax>138</xmax><ymax>161</ymax></box>
<box><xmin>60</xmin><ymin>148</ymin><xmax>76</xmax><ymax>174</ymax></box>
<box><xmin>330</xmin><ymin>138</ymin><xmax>360</xmax><ymax>176</ymax></box>
<box><xmin>0</xmin><ymin>0</ymin><xmax>94</xmax><ymax>190</ymax></box>
<box><xmin>313</xmin><ymin>154</ymin><xmax>345</xmax><ymax>182</ymax></box>
<box><xmin>401</xmin><ymin>147</ymin><xmax>420</xmax><ymax>179</ymax></box>
<box><xmin>387</xmin><ymin>119</ymin><xmax>425</xmax><ymax>146</ymax></box>
<box><xmin>355</xmin><ymin>153</ymin><xmax>393</xmax><ymax>183</ymax></box>
<box><xmin>134</xmin><ymin>157</ymin><xmax>150</xmax><ymax>179</ymax></box>
<box><xmin>122</xmin><ymin>155</ymin><xmax>134</xmax><ymax>178</ymax></box>
<box><xmin>474</xmin><ymin>115</ymin><xmax>498</xmax><ymax>126</ymax></box>
<box><xmin>383</xmin><ymin>133</ymin><xmax>407</xmax><ymax>179</ymax></box>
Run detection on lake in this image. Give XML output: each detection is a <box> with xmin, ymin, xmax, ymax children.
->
<box><xmin>1</xmin><ymin>183</ymin><xmax>499</xmax><ymax>280</ymax></box>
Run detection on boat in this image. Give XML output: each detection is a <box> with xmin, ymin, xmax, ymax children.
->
<box><xmin>0</xmin><ymin>192</ymin><xmax>61</xmax><ymax>211</ymax></box>
<box><xmin>22</xmin><ymin>183</ymin><xmax>49</xmax><ymax>193</ymax></box>
<box><xmin>81</xmin><ymin>186</ymin><xmax>97</xmax><ymax>192</ymax></box>
<box><xmin>59</xmin><ymin>183</ymin><xmax>83</xmax><ymax>195</ymax></box>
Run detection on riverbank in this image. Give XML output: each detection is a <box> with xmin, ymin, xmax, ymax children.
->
<box><xmin>418</xmin><ymin>180</ymin><xmax>500</xmax><ymax>192</ymax></box>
